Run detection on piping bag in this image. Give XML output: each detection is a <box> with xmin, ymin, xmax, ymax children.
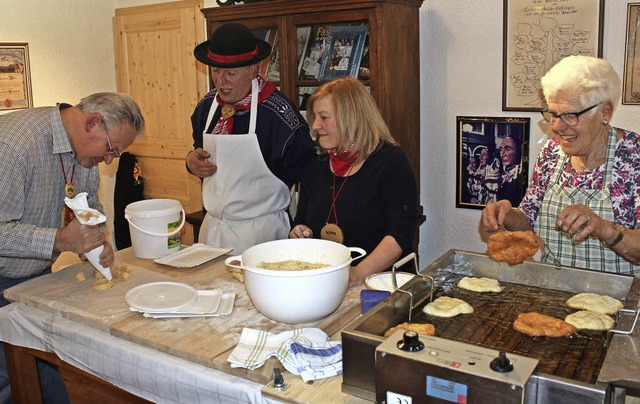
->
<box><xmin>64</xmin><ymin>192</ymin><xmax>113</xmax><ymax>280</ymax></box>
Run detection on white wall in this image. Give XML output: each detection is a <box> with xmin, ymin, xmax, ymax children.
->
<box><xmin>0</xmin><ymin>1</ymin><xmax>117</xmax><ymax>107</ymax></box>
<box><xmin>418</xmin><ymin>1</ymin><xmax>639</xmax><ymax>265</ymax></box>
<box><xmin>2</xmin><ymin>0</ymin><xmax>637</xmax><ymax>267</ymax></box>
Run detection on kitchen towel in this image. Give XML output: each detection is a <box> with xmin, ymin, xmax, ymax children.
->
<box><xmin>227</xmin><ymin>327</ymin><xmax>342</xmax><ymax>382</ymax></box>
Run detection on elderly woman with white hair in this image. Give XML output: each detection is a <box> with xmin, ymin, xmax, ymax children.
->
<box><xmin>481</xmin><ymin>55</ymin><xmax>640</xmax><ymax>274</ymax></box>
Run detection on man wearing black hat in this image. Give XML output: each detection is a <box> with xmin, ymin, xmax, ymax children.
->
<box><xmin>186</xmin><ymin>23</ymin><xmax>315</xmax><ymax>253</ymax></box>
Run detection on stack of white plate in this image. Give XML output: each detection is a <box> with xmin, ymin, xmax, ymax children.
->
<box><xmin>125</xmin><ymin>282</ymin><xmax>235</xmax><ymax>318</ymax></box>
<box><xmin>364</xmin><ymin>272</ymin><xmax>415</xmax><ymax>293</ymax></box>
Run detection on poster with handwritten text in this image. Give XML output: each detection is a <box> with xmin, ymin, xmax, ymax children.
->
<box><xmin>502</xmin><ymin>0</ymin><xmax>603</xmax><ymax>111</ymax></box>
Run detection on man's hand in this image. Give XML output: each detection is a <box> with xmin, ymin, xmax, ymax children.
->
<box><xmin>186</xmin><ymin>148</ymin><xmax>217</xmax><ymax>178</ymax></box>
<box><xmin>80</xmin><ymin>242</ymin><xmax>115</xmax><ymax>268</ymax></box>
<box><xmin>54</xmin><ymin>219</ymin><xmax>105</xmax><ymax>254</ymax></box>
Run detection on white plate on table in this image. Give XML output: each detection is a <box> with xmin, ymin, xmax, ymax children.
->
<box><xmin>365</xmin><ymin>272</ymin><xmax>415</xmax><ymax>293</ymax></box>
<box><xmin>154</xmin><ymin>244</ymin><xmax>232</xmax><ymax>268</ymax></box>
<box><xmin>143</xmin><ymin>293</ymin><xmax>236</xmax><ymax>318</ymax></box>
<box><xmin>125</xmin><ymin>282</ymin><xmax>198</xmax><ymax>313</ymax></box>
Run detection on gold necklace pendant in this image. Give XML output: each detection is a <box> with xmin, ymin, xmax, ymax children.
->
<box><xmin>321</xmin><ymin>223</ymin><xmax>344</xmax><ymax>244</ymax></box>
<box><xmin>221</xmin><ymin>104</ymin><xmax>235</xmax><ymax>119</ymax></box>
<box><xmin>65</xmin><ymin>182</ymin><xmax>75</xmax><ymax>198</ymax></box>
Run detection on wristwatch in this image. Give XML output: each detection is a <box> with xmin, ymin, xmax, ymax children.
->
<box><xmin>605</xmin><ymin>223</ymin><xmax>625</xmax><ymax>248</ymax></box>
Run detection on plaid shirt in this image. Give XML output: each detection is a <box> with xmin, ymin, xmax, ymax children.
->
<box><xmin>0</xmin><ymin>106</ymin><xmax>101</xmax><ymax>278</ymax></box>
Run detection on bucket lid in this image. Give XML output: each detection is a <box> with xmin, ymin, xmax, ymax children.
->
<box><xmin>125</xmin><ymin>199</ymin><xmax>182</xmax><ymax>219</ymax></box>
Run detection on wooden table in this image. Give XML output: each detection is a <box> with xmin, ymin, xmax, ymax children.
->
<box><xmin>2</xmin><ymin>248</ymin><xmax>369</xmax><ymax>403</ymax></box>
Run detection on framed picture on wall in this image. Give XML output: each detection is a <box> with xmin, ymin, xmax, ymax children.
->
<box><xmin>0</xmin><ymin>43</ymin><xmax>33</xmax><ymax>111</ymax></box>
<box><xmin>456</xmin><ymin>116</ymin><xmax>530</xmax><ymax>210</ymax></box>
<box><xmin>502</xmin><ymin>0</ymin><xmax>605</xmax><ymax>111</ymax></box>
<box><xmin>623</xmin><ymin>3</ymin><xmax>640</xmax><ymax>105</ymax></box>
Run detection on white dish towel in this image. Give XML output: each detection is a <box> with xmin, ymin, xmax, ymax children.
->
<box><xmin>227</xmin><ymin>327</ymin><xmax>342</xmax><ymax>382</ymax></box>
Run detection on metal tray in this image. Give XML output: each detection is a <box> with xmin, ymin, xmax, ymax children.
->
<box><xmin>341</xmin><ymin>249</ymin><xmax>640</xmax><ymax>403</ymax></box>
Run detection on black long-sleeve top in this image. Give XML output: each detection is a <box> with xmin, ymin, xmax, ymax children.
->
<box><xmin>293</xmin><ymin>142</ymin><xmax>418</xmax><ymax>257</ymax></box>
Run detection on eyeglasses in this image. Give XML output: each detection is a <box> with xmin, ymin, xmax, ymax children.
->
<box><xmin>540</xmin><ymin>103</ymin><xmax>599</xmax><ymax>126</ymax></box>
<box><xmin>103</xmin><ymin>123</ymin><xmax>121</xmax><ymax>157</ymax></box>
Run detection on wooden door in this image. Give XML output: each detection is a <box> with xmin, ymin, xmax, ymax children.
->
<box><xmin>113</xmin><ymin>0</ymin><xmax>206</xmax><ymax>245</ymax></box>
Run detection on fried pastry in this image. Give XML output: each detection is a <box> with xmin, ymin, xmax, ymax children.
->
<box><xmin>487</xmin><ymin>230</ymin><xmax>539</xmax><ymax>265</ymax></box>
<box><xmin>565</xmin><ymin>310</ymin><xmax>615</xmax><ymax>331</ymax></box>
<box><xmin>513</xmin><ymin>312</ymin><xmax>576</xmax><ymax>337</ymax></box>
<box><xmin>384</xmin><ymin>322</ymin><xmax>436</xmax><ymax>337</ymax></box>
<box><xmin>423</xmin><ymin>297</ymin><xmax>474</xmax><ymax>318</ymax></box>
<box><xmin>457</xmin><ymin>276</ymin><xmax>503</xmax><ymax>293</ymax></box>
<box><xmin>566</xmin><ymin>293</ymin><xmax>623</xmax><ymax>315</ymax></box>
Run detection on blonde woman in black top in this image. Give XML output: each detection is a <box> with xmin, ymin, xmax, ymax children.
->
<box><xmin>290</xmin><ymin>78</ymin><xmax>417</xmax><ymax>285</ymax></box>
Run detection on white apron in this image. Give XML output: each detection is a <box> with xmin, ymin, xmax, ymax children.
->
<box><xmin>534</xmin><ymin>127</ymin><xmax>638</xmax><ymax>274</ymax></box>
<box><xmin>200</xmin><ymin>79</ymin><xmax>291</xmax><ymax>253</ymax></box>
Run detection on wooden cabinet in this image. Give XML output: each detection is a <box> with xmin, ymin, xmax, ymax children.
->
<box><xmin>201</xmin><ymin>0</ymin><xmax>424</xmax><ymax>193</ymax></box>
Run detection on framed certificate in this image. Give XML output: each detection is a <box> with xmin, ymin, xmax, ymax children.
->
<box><xmin>0</xmin><ymin>43</ymin><xmax>33</xmax><ymax>111</ymax></box>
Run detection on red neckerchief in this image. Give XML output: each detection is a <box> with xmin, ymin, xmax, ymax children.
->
<box><xmin>329</xmin><ymin>150</ymin><xmax>360</xmax><ymax>176</ymax></box>
<box><xmin>212</xmin><ymin>75</ymin><xmax>276</xmax><ymax>135</ymax></box>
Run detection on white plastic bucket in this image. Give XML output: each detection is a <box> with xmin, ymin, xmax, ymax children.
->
<box><xmin>124</xmin><ymin>199</ymin><xmax>185</xmax><ymax>259</ymax></box>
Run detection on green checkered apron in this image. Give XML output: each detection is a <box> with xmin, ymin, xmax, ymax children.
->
<box><xmin>534</xmin><ymin>127</ymin><xmax>638</xmax><ymax>274</ymax></box>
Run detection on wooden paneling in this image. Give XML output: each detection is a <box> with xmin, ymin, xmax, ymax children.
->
<box><xmin>114</xmin><ymin>0</ymin><xmax>207</xmax><ymax>245</ymax></box>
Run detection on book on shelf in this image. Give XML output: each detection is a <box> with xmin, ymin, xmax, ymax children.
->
<box><xmin>265</xmin><ymin>31</ymin><xmax>280</xmax><ymax>82</ymax></box>
<box><xmin>317</xmin><ymin>25</ymin><xmax>368</xmax><ymax>81</ymax></box>
<box><xmin>358</xmin><ymin>32</ymin><xmax>370</xmax><ymax>79</ymax></box>
<box><xmin>296</xmin><ymin>27</ymin><xmax>312</xmax><ymax>76</ymax></box>
<box><xmin>299</xmin><ymin>25</ymin><xmax>331</xmax><ymax>80</ymax></box>
<box><xmin>255</xmin><ymin>29</ymin><xmax>279</xmax><ymax>83</ymax></box>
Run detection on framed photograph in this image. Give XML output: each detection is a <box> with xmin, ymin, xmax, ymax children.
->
<box><xmin>456</xmin><ymin>116</ymin><xmax>530</xmax><ymax>210</ymax></box>
<box><xmin>317</xmin><ymin>25</ymin><xmax>368</xmax><ymax>81</ymax></box>
<box><xmin>0</xmin><ymin>43</ymin><xmax>33</xmax><ymax>111</ymax></box>
<box><xmin>502</xmin><ymin>0</ymin><xmax>605</xmax><ymax>111</ymax></box>
<box><xmin>623</xmin><ymin>3</ymin><xmax>640</xmax><ymax>104</ymax></box>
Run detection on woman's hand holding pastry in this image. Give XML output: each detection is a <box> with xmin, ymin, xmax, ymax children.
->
<box><xmin>481</xmin><ymin>200</ymin><xmax>513</xmax><ymax>232</ymax></box>
<box><xmin>289</xmin><ymin>225</ymin><xmax>313</xmax><ymax>238</ymax></box>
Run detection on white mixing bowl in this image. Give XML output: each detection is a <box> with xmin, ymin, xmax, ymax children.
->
<box><xmin>225</xmin><ymin>238</ymin><xmax>366</xmax><ymax>324</ymax></box>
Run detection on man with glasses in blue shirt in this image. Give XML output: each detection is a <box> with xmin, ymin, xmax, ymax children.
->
<box><xmin>0</xmin><ymin>92</ymin><xmax>145</xmax><ymax>403</ymax></box>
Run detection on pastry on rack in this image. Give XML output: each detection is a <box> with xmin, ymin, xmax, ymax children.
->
<box><xmin>565</xmin><ymin>310</ymin><xmax>615</xmax><ymax>331</ymax></box>
<box><xmin>384</xmin><ymin>321</ymin><xmax>435</xmax><ymax>337</ymax></box>
<box><xmin>423</xmin><ymin>296</ymin><xmax>474</xmax><ymax>318</ymax></box>
<box><xmin>457</xmin><ymin>276</ymin><xmax>503</xmax><ymax>293</ymax></box>
<box><xmin>566</xmin><ymin>293</ymin><xmax>623</xmax><ymax>316</ymax></box>
<box><xmin>513</xmin><ymin>312</ymin><xmax>576</xmax><ymax>337</ymax></box>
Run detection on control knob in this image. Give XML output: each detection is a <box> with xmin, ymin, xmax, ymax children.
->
<box><xmin>397</xmin><ymin>331</ymin><xmax>424</xmax><ymax>352</ymax></box>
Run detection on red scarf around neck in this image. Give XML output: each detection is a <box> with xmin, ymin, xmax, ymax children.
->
<box><xmin>212</xmin><ymin>75</ymin><xmax>276</xmax><ymax>135</ymax></box>
<box><xmin>329</xmin><ymin>149</ymin><xmax>360</xmax><ymax>176</ymax></box>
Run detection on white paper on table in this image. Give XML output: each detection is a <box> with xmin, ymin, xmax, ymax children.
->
<box><xmin>64</xmin><ymin>192</ymin><xmax>112</xmax><ymax>280</ymax></box>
